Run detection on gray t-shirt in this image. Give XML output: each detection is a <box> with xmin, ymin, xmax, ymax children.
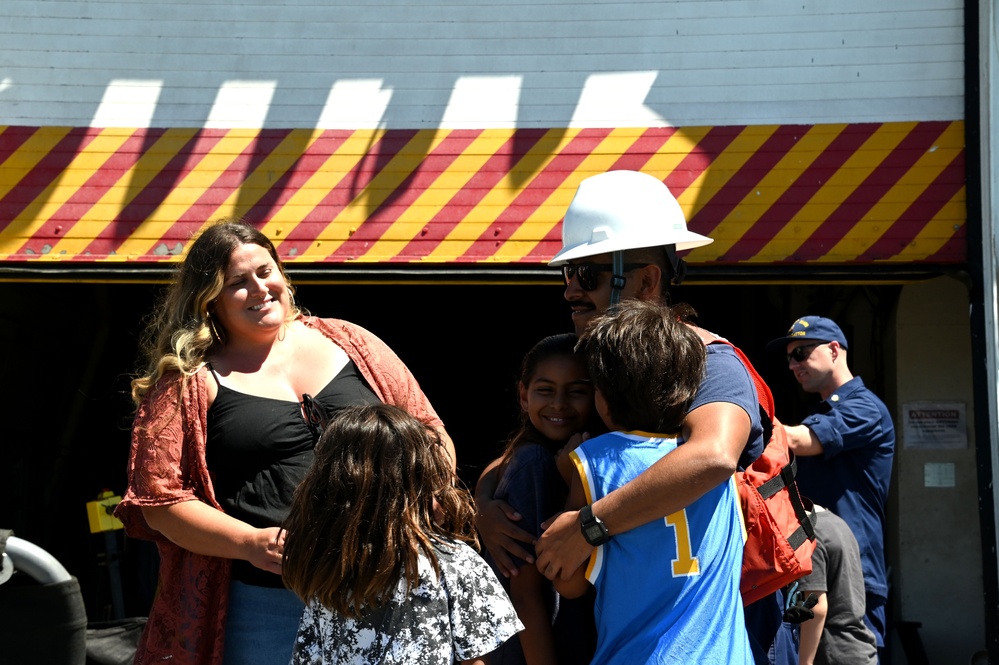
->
<box><xmin>796</xmin><ymin>509</ymin><xmax>878</xmax><ymax>665</ymax></box>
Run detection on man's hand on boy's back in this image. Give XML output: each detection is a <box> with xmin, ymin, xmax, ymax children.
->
<box><xmin>536</xmin><ymin>509</ymin><xmax>592</xmax><ymax>581</ymax></box>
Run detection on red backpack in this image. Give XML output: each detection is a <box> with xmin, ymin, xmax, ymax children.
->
<box><xmin>702</xmin><ymin>335</ymin><xmax>817</xmax><ymax>606</ymax></box>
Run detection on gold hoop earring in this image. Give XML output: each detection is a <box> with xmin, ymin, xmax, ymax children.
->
<box><xmin>207</xmin><ymin>313</ymin><xmax>225</xmax><ymax>345</ymax></box>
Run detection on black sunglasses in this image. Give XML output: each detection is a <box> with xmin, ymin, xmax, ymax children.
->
<box><xmin>562</xmin><ymin>263</ymin><xmax>648</xmax><ymax>291</ymax></box>
<box><xmin>302</xmin><ymin>393</ymin><xmax>328</xmax><ymax>443</ymax></box>
<box><xmin>786</xmin><ymin>343</ymin><xmax>823</xmax><ymax>364</ymax></box>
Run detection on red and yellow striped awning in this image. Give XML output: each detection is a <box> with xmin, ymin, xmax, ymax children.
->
<box><xmin>0</xmin><ymin>121</ymin><xmax>965</xmax><ymax>268</ymax></box>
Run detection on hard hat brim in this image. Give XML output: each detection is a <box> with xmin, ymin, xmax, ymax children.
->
<box><xmin>548</xmin><ymin>231</ymin><xmax>713</xmax><ymax>266</ymax></box>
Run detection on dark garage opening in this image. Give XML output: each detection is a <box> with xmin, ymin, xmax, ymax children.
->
<box><xmin>0</xmin><ymin>277</ymin><xmax>901</xmax><ymax>621</ymax></box>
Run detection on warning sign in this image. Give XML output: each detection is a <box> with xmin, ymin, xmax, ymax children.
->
<box><xmin>902</xmin><ymin>401</ymin><xmax>967</xmax><ymax>449</ymax></box>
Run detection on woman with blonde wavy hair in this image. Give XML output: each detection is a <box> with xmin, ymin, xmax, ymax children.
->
<box><xmin>115</xmin><ymin>219</ymin><xmax>454</xmax><ymax>665</ymax></box>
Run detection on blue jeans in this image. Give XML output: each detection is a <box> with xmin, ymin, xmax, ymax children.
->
<box><xmin>864</xmin><ymin>592</ymin><xmax>887</xmax><ymax>649</ymax></box>
<box><xmin>746</xmin><ymin>588</ymin><xmax>799</xmax><ymax>665</ymax></box>
<box><xmin>222</xmin><ymin>581</ymin><xmax>305</xmax><ymax>665</ymax></box>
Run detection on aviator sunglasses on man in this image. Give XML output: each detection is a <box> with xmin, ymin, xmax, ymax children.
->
<box><xmin>562</xmin><ymin>262</ymin><xmax>649</xmax><ymax>291</ymax></box>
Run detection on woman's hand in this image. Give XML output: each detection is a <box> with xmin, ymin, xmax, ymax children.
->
<box><xmin>143</xmin><ymin>502</ymin><xmax>287</xmax><ymax>573</ymax></box>
<box><xmin>247</xmin><ymin>527</ymin><xmax>286</xmax><ymax>574</ymax></box>
<box><xmin>475</xmin><ymin>498</ymin><xmax>536</xmax><ymax>578</ymax></box>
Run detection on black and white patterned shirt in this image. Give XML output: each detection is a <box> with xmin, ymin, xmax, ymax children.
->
<box><xmin>291</xmin><ymin>539</ymin><xmax>524</xmax><ymax>664</ymax></box>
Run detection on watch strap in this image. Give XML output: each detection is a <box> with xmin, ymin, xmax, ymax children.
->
<box><xmin>580</xmin><ymin>504</ymin><xmax>611</xmax><ymax>546</ymax></box>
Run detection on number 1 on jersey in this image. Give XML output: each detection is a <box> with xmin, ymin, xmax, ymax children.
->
<box><xmin>666</xmin><ymin>510</ymin><xmax>700</xmax><ymax>576</ymax></box>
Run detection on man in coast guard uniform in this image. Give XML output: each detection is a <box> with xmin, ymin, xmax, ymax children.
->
<box><xmin>767</xmin><ymin>316</ymin><xmax>894</xmax><ymax>658</ymax></box>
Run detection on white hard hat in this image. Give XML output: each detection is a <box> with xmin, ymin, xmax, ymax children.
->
<box><xmin>549</xmin><ymin>170</ymin><xmax>713</xmax><ymax>266</ymax></box>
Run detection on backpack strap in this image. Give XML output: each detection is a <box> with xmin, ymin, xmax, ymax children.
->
<box><xmin>789</xmin><ymin>510</ymin><xmax>818</xmax><ymax>548</ymax></box>
<box><xmin>689</xmin><ymin>326</ymin><xmax>775</xmax><ymax>419</ymax></box>
<box><xmin>691</xmin><ymin>327</ymin><xmax>776</xmax><ymax>442</ymax></box>
<box><xmin>758</xmin><ymin>456</ymin><xmax>797</xmax><ymax>500</ymax></box>
<box><xmin>691</xmin><ymin>326</ymin><xmax>816</xmax><ymax>545</ymax></box>
<box><xmin>757</xmin><ymin>456</ymin><xmax>817</xmax><ymax>546</ymax></box>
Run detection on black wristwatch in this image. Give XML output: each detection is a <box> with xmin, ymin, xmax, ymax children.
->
<box><xmin>579</xmin><ymin>504</ymin><xmax>611</xmax><ymax>546</ymax></box>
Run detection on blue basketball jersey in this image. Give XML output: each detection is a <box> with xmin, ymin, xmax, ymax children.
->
<box><xmin>570</xmin><ymin>431</ymin><xmax>752</xmax><ymax>665</ymax></box>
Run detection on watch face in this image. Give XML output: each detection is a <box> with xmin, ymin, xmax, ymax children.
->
<box><xmin>580</xmin><ymin>504</ymin><xmax>609</xmax><ymax>545</ymax></box>
<box><xmin>582</xmin><ymin>516</ymin><xmax>609</xmax><ymax>545</ymax></box>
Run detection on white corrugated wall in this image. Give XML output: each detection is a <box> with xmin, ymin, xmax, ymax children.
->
<box><xmin>0</xmin><ymin>0</ymin><xmax>963</xmax><ymax>129</ymax></box>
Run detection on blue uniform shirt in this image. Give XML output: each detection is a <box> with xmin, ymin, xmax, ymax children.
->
<box><xmin>794</xmin><ymin>376</ymin><xmax>895</xmax><ymax>600</ymax></box>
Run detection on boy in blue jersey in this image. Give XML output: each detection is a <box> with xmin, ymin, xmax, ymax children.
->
<box><xmin>553</xmin><ymin>299</ymin><xmax>752</xmax><ymax>665</ymax></box>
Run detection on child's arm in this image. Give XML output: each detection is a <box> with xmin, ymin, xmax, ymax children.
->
<box><xmin>537</xmin><ymin>401</ymin><xmax>746</xmax><ymax>581</ymax></box>
<box><xmin>506</xmin><ymin>565</ymin><xmax>559</xmax><ymax>665</ymax></box>
<box><xmin>550</xmin><ymin>469</ymin><xmax>592</xmax><ymax>599</ymax></box>
<box><xmin>555</xmin><ymin>432</ymin><xmax>587</xmax><ymax>487</ymax></box>
<box><xmin>797</xmin><ymin>590</ymin><xmax>827</xmax><ymax>665</ymax></box>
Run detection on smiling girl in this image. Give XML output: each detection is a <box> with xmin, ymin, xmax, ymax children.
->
<box><xmin>486</xmin><ymin>334</ymin><xmax>600</xmax><ymax>665</ymax></box>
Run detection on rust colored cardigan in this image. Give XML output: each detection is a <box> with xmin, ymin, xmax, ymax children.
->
<box><xmin>115</xmin><ymin>317</ymin><xmax>445</xmax><ymax>665</ymax></box>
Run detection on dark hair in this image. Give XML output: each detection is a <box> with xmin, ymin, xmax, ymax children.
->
<box><xmin>622</xmin><ymin>246</ymin><xmax>662</xmax><ymax>290</ymax></box>
<box><xmin>131</xmin><ymin>218</ymin><xmax>300</xmax><ymax>404</ymax></box>
<box><xmin>281</xmin><ymin>404</ymin><xmax>477</xmax><ymax>618</ymax></box>
<box><xmin>500</xmin><ymin>333</ymin><xmax>591</xmax><ymax>461</ymax></box>
<box><xmin>578</xmin><ymin>299</ymin><xmax>705</xmax><ymax>433</ymax></box>
<box><xmin>621</xmin><ymin>245</ymin><xmax>688</xmax><ymax>299</ymax></box>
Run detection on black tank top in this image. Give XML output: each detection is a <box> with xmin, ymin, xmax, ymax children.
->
<box><xmin>206</xmin><ymin>359</ymin><xmax>380</xmax><ymax>586</ymax></box>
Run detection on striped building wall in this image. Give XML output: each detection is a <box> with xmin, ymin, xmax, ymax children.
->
<box><xmin>0</xmin><ymin>121</ymin><xmax>965</xmax><ymax>266</ymax></box>
<box><xmin>0</xmin><ymin>0</ymin><xmax>966</xmax><ymax>269</ymax></box>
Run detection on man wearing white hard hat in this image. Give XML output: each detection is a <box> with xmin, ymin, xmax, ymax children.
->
<box><xmin>548</xmin><ymin>169</ymin><xmax>713</xmax><ymax>332</ymax></box>
<box><xmin>475</xmin><ymin>171</ymin><xmax>787</xmax><ymax>664</ymax></box>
